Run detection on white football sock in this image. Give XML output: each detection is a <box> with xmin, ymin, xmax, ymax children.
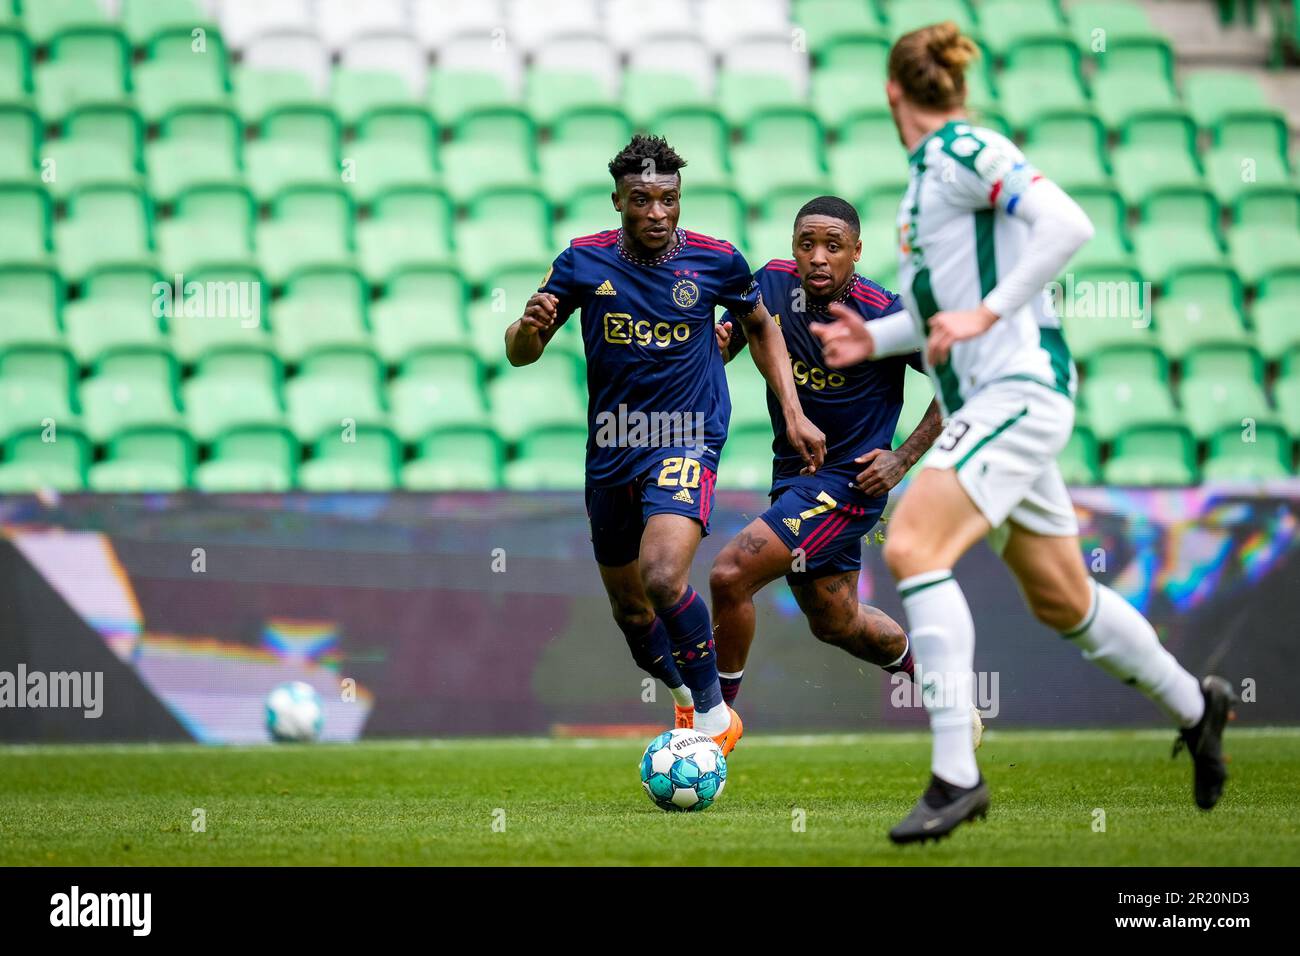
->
<box><xmin>669</xmin><ymin>684</ymin><xmax>693</xmax><ymax>708</ymax></box>
<box><xmin>694</xmin><ymin>701</ymin><xmax>730</xmax><ymax>735</ymax></box>
<box><xmin>885</xmin><ymin>635</ymin><xmax>911</xmax><ymax>669</ymax></box>
<box><xmin>1064</xmin><ymin>582</ymin><xmax>1205</xmax><ymax>728</ymax></box>
<box><xmin>900</xmin><ymin>570</ymin><xmax>980</xmax><ymax>788</ymax></box>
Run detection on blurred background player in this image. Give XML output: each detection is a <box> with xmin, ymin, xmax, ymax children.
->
<box><xmin>504</xmin><ymin>135</ymin><xmax>826</xmax><ymax>753</ymax></box>
<box><xmin>707</xmin><ymin>197</ymin><xmax>980</xmax><ymax>742</ymax></box>
<box><xmin>814</xmin><ymin>23</ymin><xmax>1237</xmax><ymax>843</ymax></box>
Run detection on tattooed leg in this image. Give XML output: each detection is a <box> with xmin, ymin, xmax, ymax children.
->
<box><xmin>791</xmin><ymin>571</ymin><xmax>909</xmax><ymax>666</ymax></box>
<box><xmin>709</xmin><ymin>518</ymin><xmax>801</xmax><ymax>684</ymax></box>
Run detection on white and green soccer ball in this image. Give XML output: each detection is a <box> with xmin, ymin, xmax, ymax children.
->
<box><xmin>639</xmin><ymin>728</ymin><xmax>727</xmax><ymax>812</ymax></box>
<box><xmin>265</xmin><ymin>681</ymin><xmax>324</xmax><ymax>742</ymax></box>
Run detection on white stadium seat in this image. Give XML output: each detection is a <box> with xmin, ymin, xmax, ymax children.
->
<box><xmin>723</xmin><ymin>37</ymin><xmax>810</xmax><ymax>95</ymax></box>
<box><xmin>506</xmin><ymin>0</ymin><xmax>603</xmax><ymax>52</ymax></box>
<box><xmin>604</xmin><ymin>0</ymin><xmax>694</xmax><ymax>53</ymax></box>
<box><xmin>435</xmin><ymin>32</ymin><xmax>525</xmax><ymax>97</ymax></box>
<box><xmin>699</xmin><ymin>0</ymin><xmax>793</xmax><ymax>52</ymax></box>
<box><xmin>412</xmin><ymin>0</ymin><xmax>507</xmax><ymax>51</ymax></box>
<box><xmin>532</xmin><ymin>36</ymin><xmax>621</xmax><ymax>97</ymax></box>
<box><xmin>243</xmin><ymin>29</ymin><xmax>331</xmax><ymax>96</ymax></box>
<box><xmin>342</xmin><ymin>34</ymin><xmax>428</xmax><ymax>98</ymax></box>
<box><xmin>628</xmin><ymin>34</ymin><xmax>715</xmax><ymax>97</ymax></box>
<box><xmin>218</xmin><ymin>0</ymin><xmax>313</xmax><ymax>51</ymax></box>
<box><xmin>316</xmin><ymin>0</ymin><xmax>409</xmax><ymax>52</ymax></box>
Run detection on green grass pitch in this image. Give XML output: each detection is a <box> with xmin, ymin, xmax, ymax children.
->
<box><xmin>3</xmin><ymin>729</ymin><xmax>1298</xmax><ymax>866</ymax></box>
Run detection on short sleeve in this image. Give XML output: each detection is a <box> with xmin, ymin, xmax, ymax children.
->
<box><xmin>716</xmin><ymin>248</ymin><xmax>762</xmax><ymax>318</ymax></box>
<box><xmin>938</xmin><ymin>126</ymin><xmax>1045</xmax><ymax>218</ymax></box>
<box><xmin>538</xmin><ymin>246</ymin><xmax>580</xmax><ymax>326</ymax></box>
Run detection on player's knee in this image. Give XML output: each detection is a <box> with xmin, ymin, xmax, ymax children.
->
<box><xmin>708</xmin><ymin>552</ymin><xmax>747</xmax><ymax>605</ymax></box>
<box><xmin>808</xmin><ymin>613</ymin><xmax>855</xmax><ymax>648</ymax></box>
<box><xmin>608</xmin><ymin>597</ymin><xmax>654</xmax><ymax>634</ymax></box>
<box><xmin>641</xmin><ymin>564</ymin><xmax>687</xmax><ymax>610</ymax></box>
<box><xmin>882</xmin><ymin>526</ymin><xmax>926</xmax><ymax>578</ymax></box>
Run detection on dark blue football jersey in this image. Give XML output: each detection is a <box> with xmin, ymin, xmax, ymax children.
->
<box><xmin>724</xmin><ymin>260</ymin><xmax>922</xmax><ymax>505</ymax></box>
<box><xmin>540</xmin><ymin>228</ymin><xmax>760</xmax><ymax>486</ymax></box>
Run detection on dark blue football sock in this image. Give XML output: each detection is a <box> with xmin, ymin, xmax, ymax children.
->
<box><xmin>659</xmin><ymin>586</ymin><xmax>723</xmax><ymax>713</ymax></box>
<box><xmin>618</xmin><ymin>615</ymin><xmax>685</xmax><ymax>689</ymax></box>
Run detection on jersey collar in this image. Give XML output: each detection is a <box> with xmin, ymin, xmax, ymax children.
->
<box><xmin>908</xmin><ymin>118</ymin><xmax>963</xmax><ymax>166</ymax></box>
<box><xmin>616</xmin><ymin>228</ymin><xmax>686</xmax><ymax>267</ymax></box>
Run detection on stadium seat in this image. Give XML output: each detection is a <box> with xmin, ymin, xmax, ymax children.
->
<box><xmin>0</xmin><ymin>182</ymin><xmax>52</xmax><ymax>265</ymax></box>
<box><xmin>121</xmin><ymin>0</ymin><xmax>209</xmax><ymax>49</ymax></box>
<box><xmin>0</xmin><ymin>103</ymin><xmax>40</xmax><ymax>181</ymax></box>
<box><xmin>1067</xmin><ymin>2</ymin><xmax>1164</xmax><ymax>56</ymax></box>
<box><xmin>371</xmin><ymin>266</ymin><xmax>469</xmax><ymax>367</ymax></box>
<box><xmin>1253</xmin><ymin>271</ymin><xmax>1300</xmax><ymax>360</ymax></box>
<box><xmin>885</xmin><ymin>0</ymin><xmax>978</xmax><ymax>41</ymax></box>
<box><xmin>1102</xmin><ymin>424</ymin><xmax>1198</xmax><ymax>486</ymax></box>
<box><xmin>540</xmin><ymin>109</ymin><xmax>633</xmax><ymax>205</ymax></box>
<box><xmin>1202</xmin><ymin>424</ymin><xmax>1291</xmax><ymax>481</ymax></box>
<box><xmin>133</xmin><ymin>36</ymin><xmax>230</xmax><ymax>124</ymax></box>
<box><xmin>402</xmin><ymin>426</ymin><xmax>504</xmax><ymax>490</ymax></box>
<box><xmin>1027</xmin><ymin>112</ymin><xmax>1111</xmax><ymax>192</ymax></box>
<box><xmin>243</xmin><ymin>105</ymin><xmax>341</xmax><ymax>202</ymax></box>
<box><xmin>731</xmin><ymin>110</ymin><xmax>828</xmax><ymax>205</ymax></box>
<box><xmin>0</xmin><ymin>427</ymin><xmax>90</xmax><ymax>492</ymax></box>
<box><xmin>1275</xmin><ymin>353</ymin><xmax>1300</xmax><ymax>439</ymax></box>
<box><xmin>62</xmin><ymin>270</ymin><xmax>167</xmax><ymax>367</ymax></box>
<box><xmin>1057</xmin><ymin>266</ymin><xmax>1152</xmax><ymax>361</ymax></box>
<box><xmin>344</xmin><ymin>108</ymin><xmax>439</xmax><ymax>204</ymax></box>
<box><xmin>235</xmin><ymin>66</ymin><xmax>320</xmax><ymax>125</ymax></box>
<box><xmin>1091</xmin><ymin>41</ymin><xmax>1179</xmax><ymax>130</ymax></box>
<box><xmin>979</xmin><ymin>0</ymin><xmax>1068</xmax><ymax>58</ymax></box>
<box><xmin>390</xmin><ymin>361</ymin><xmax>489</xmax><ymax>443</ymax></box>
<box><xmin>42</xmin><ymin>104</ymin><xmax>143</xmax><ymax>201</ymax></box>
<box><xmin>78</xmin><ymin>354</ymin><xmax>182</xmax><ymax>444</ymax></box>
<box><xmin>726</xmin><ymin>355</ymin><xmax>771</xmax><ymax>432</ymax></box>
<box><xmin>55</xmin><ymin>185</ymin><xmax>154</xmax><ymax>284</ymax></box>
<box><xmin>356</xmin><ymin>186</ymin><xmax>454</xmax><ymax>285</ymax></box>
<box><xmin>1205</xmin><ymin>112</ymin><xmax>1291</xmax><ymax>205</ymax></box>
<box><xmin>1153</xmin><ymin>267</ymin><xmax>1250</xmax><ymax>359</ymax></box>
<box><xmin>298</xmin><ymin>425</ymin><xmax>400</xmax><ymax>491</ymax></box>
<box><xmin>242</xmin><ymin>28</ymin><xmax>329</xmax><ymax>96</ymax></box>
<box><xmin>997</xmin><ymin>40</ymin><xmax>1089</xmax><ymax>132</ymax></box>
<box><xmin>604</xmin><ymin>0</ymin><xmax>694</xmax><ymax>53</ymax></box>
<box><xmin>488</xmin><ymin>363</ymin><xmax>586</xmax><ymax>444</ymax></box>
<box><xmin>526</xmin><ymin>61</ymin><xmax>620</xmax><ymax>128</ymax></box>
<box><xmin>0</xmin><ymin>24</ymin><xmax>31</xmax><ymax>100</ymax></box>
<box><xmin>35</xmin><ymin>26</ymin><xmax>130</xmax><ymax>121</ymax></box>
<box><xmin>717</xmin><ymin>425</ymin><xmax>774</xmax><ymax>490</ymax></box>
<box><xmin>331</xmin><ymin>68</ymin><xmax>416</xmax><ymax>129</ymax></box>
<box><xmin>1059</xmin><ymin>426</ymin><xmax>1101</xmax><ymax>485</ymax></box>
<box><xmin>503</xmin><ymin>425</ymin><xmax>587</xmax><ymax>490</ymax></box>
<box><xmin>285</xmin><ymin>362</ymin><xmax>386</xmax><ymax>445</ymax></box>
<box><xmin>1182</xmin><ymin>70</ymin><xmax>1273</xmax><ymax>129</ymax></box>
<box><xmin>270</xmin><ymin>267</ymin><xmax>369</xmax><ymax>364</ymax></box>
<box><xmin>256</xmin><ymin>186</ymin><xmax>355</xmax><ymax>286</ymax></box>
<box><xmin>468</xmin><ymin>262</ymin><xmax>558</xmax><ymax>368</ymax></box>
<box><xmin>1081</xmin><ymin>348</ymin><xmax>1179</xmax><ymax>442</ymax></box>
<box><xmin>0</xmin><ymin>264</ymin><xmax>61</xmax><ymax>354</ymax></box>
<box><xmin>148</xmin><ymin>108</ymin><xmax>244</xmax><ymax>205</ymax></box>
<box><xmin>1228</xmin><ymin>189</ymin><xmax>1300</xmax><ymax>287</ymax></box>
<box><xmin>652</xmin><ymin>108</ymin><xmax>732</xmax><ymax>190</ymax></box>
<box><xmin>1179</xmin><ymin>346</ymin><xmax>1273</xmax><ymax>441</ymax></box>
<box><xmin>1111</xmin><ymin>111</ymin><xmax>1204</xmax><ymax>206</ymax></box>
<box><xmin>194</xmin><ymin>425</ymin><xmax>298</xmax><ymax>491</ymax></box>
<box><xmin>1131</xmin><ymin>188</ymin><xmax>1224</xmax><ymax>287</ymax></box>
<box><xmin>830</xmin><ymin>114</ymin><xmax>909</xmax><ymax>210</ymax></box>
<box><xmin>165</xmin><ymin>264</ymin><xmax>271</xmax><ymax>364</ymax></box>
<box><xmin>317</xmin><ymin>0</ymin><xmax>408</xmax><ymax>53</ymax></box>
<box><xmin>457</xmin><ymin>189</ymin><xmax>551</xmax><ymax>286</ymax></box>
<box><xmin>89</xmin><ymin>426</ymin><xmax>194</xmax><ymax>491</ymax></box>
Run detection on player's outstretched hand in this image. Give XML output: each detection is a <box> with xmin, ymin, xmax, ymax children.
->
<box><xmin>715</xmin><ymin>320</ymin><xmax>732</xmax><ymax>357</ymax></box>
<box><xmin>520</xmin><ymin>292</ymin><xmax>559</xmax><ymax>335</ymax></box>
<box><xmin>789</xmin><ymin>412</ymin><xmax>826</xmax><ymax>475</ymax></box>
<box><xmin>926</xmin><ymin>305</ymin><xmax>998</xmax><ymax>365</ymax></box>
<box><xmin>852</xmin><ymin>447</ymin><xmax>908</xmax><ymax>497</ymax></box>
<box><xmin>812</xmin><ymin>302</ymin><xmax>875</xmax><ymax>367</ymax></box>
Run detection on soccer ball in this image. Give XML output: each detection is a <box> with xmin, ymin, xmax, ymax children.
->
<box><xmin>639</xmin><ymin>728</ymin><xmax>727</xmax><ymax>812</ymax></box>
<box><xmin>265</xmin><ymin>681</ymin><xmax>324</xmax><ymax>742</ymax></box>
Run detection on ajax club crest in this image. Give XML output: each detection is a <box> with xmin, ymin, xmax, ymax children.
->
<box><xmin>671</xmin><ymin>278</ymin><xmax>700</xmax><ymax>309</ymax></box>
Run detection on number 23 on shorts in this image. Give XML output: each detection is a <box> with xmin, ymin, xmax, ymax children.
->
<box><xmin>937</xmin><ymin>419</ymin><xmax>971</xmax><ymax>452</ymax></box>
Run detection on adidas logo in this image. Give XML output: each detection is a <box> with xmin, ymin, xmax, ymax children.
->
<box><xmin>783</xmin><ymin>517</ymin><xmax>801</xmax><ymax>535</ymax></box>
<box><xmin>594</xmin><ymin>279</ymin><xmax>617</xmax><ymax>295</ymax></box>
<box><xmin>672</xmin><ymin>488</ymin><xmax>695</xmax><ymax>504</ymax></box>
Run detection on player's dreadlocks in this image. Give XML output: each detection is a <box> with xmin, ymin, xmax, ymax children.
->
<box><xmin>608</xmin><ymin>134</ymin><xmax>687</xmax><ymax>183</ymax></box>
<box><xmin>794</xmin><ymin>195</ymin><xmax>861</xmax><ymax>236</ymax></box>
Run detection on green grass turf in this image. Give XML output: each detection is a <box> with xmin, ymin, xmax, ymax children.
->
<box><xmin>2</xmin><ymin>729</ymin><xmax>1298</xmax><ymax>866</ymax></box>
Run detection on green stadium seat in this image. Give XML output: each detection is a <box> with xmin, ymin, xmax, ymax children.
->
<box><xmin>892</xmin><ymin>366</ymin><xmax>936</xmax><ymax>449</ymax></box>
<box><xmin>715</xmin><ymin>70</ymin><xmax>803</xmax><ymax>128</ymax></box>
<box><xmin>402</xmin><ymin>426</ymin><xmax>504</xmax><ymax>491</ymax></box>
<box><xmin>525</xmin><ymin>69</ymin><xmax>618</xmax><ymax>127</ymax></box>
<box><xmin>1228</xmin><ymin>188</ymin><xmax>1300</xmax><ymax>286</ymax></box>
<box><xmin>468</xmin><ymin>262</ymin><xmax>556</xmax><ymax>367</ymax></box>
<box><xmin>811</xmin><ymin>65</ymin><xmax>890</xmax><ymax>129</ymax></box>
<box><xmin>1027</xmin><ymin>111</ymin><xmax>1111</xmax><ymax>191</ymax></box>
<box><xmin>133</xmin><ymin>45</ymin><xmax>229</xmax><ymax>123</ymax></box>
<box><xmin>121</xmin><ymin>0</ymin><xmax>209</xmax><ymax>49</ymax></box>
<box><xmin>1153</xmin><ymin>267</ymin><xmax>1250</xmax><ymax>358</ymax></box>
<box><xmin>653</xmin><ymin>108</ymin><xmax>732</xmax><ymax>190</ymax></box>
<box><xmin>243</xmin><ymin>106</ymin><xmax>341</xmax><ymax>202</ymax></box>
<box><xmin>344</xmin><ymin>111</ymin><xmax>439</xmax><ymax>204</ymax></box>
<box><xmin>716</xmin><ymin>425</ymin><xmax>773</xmax><ymax>490</ymax></box>
<box><xmin>831</xmin><ymin>114</ymin><xmax>909</xmax><ymax>209</ymax></box>
<box><xmin>22</xmin><ymin>0</ymin><xmax>109</xmax><ymax>46</ymax></box>
<box><xmin>194</xmin><ymin>425</ymin><xmax>298</xmax><ymax>491</ymax></box>
<box><xmin>0</xmin><ymin>376</ymin><xmax>77</xmax><ymax>445</ymax></box>
<box><xmin>1205</xmin><ymin>111</ymin><xmax>1293</xmax><ymax>206</ymax></box>
<box><xmin>541</xmin><ymin>135</ymin><xmax>628</xmax><ymax>206</ymax></box>
<box><xmin>1081</xmin><ymin>348</ymin><xmax>1178</xmax><ymax>441</ymax></box>
<box><xmin>1202</xmin><ymin>423</ymin><xmax>1291</xmax><ymax>481</ymax></box>
<box><xmin>1090</xmin><ymin>42</ymin><xmax>1179</xmax><ymax>130</ymax></box>
<box><xmin>156</xmin><ymin>183</ymin><xmax>256</xmax><ymax>275</ymax></box>
<box><xmin>1067</xmin><ymin>2</ymin><xmax>1164</xmax><ymax>56</ymax></box>
<box><xmin>356</xmin><ymin>186</ymin><xmax>454</xmax><ymax>285</ymax></box>
<box><xmin>725</xmin><ymin>354</ymin><xmax>770</xmax><ymax>432</ymax></box>
<box><xmin>165</xmin><ymin>264</ymin><xmax>270</xmax><ymax>365</ymax></box>
<box><xmin>182</xmin><ymin>369</ymin><xmax>283</xmax><ymax>443</ymax></box>
<box><xmin>732</xmin><ymin>110</ymin><xmax>829</xmax><ymax>205</ymax></box>
<box><xmin>298</xmin><ymin>425</ymin><xmax>400</xmax><ymax>491</ymax></box>
<box><xmin>0</xmin><ymin>344</ymin><xmax>78</xmax><ymax>409</ymax></box>
<box><xmin>332</xmin><ymin>68</ymin><xmax>415</xmax><ymax>128</ymax></box>
<box><xmin>1058</xmin><ymin>426</ymin><xmax>1101</xmax><ymax>485</ymax></box>
<box><xmin>1102</xmin><ymin>424</ymin><xmax>1198</xmax><ymax>485</ymax></box>
<box><xmin>440</xmin><ymin>139</ymin><xmax>538</xmax><ymax>204</ymax></box>
<box><xmin>457</xmin><ymin>189</ymin><xmax>552</xmax><ymax>286</ymax></box>
<box><xmin>1057</xmin><ymin>266</ymin><xmax>1152</xmax><ymax>361</ymax></box>
<box><xmin>285</xmin><ymin>366</ymin><xmax>386</xmax><ymax>445</ymax></box>
<box><xmin>390</xmin><ymin>364</ymin><xmax>490</xmax><ymax>442</ymax></box>
<box><xmin>820</xmin><ymin>34</ymin><xmax>892</xmax><ymax>73</ymax></box>
<box><xmin>1275</xmin><ymin>354</ymin><xmax>1300</xmax><ymax>439</ymax></box>
<box><xmin>997</xmin><ymin>41</ymin><xmax>1089</xmax><ymax>132</ymax></box>
<box><xmin>488</xmin><ymin>363</ymin><xmax>585</xmax><ymax>444</ymax></box>
<box><xmin>371</xmin><ymin>266</ymin><xmax>469</xmax><ymax>367</ymax></box>
<box><xmin>270</xmin><ymin>267</ymin><xmax>369</xmax><ymax>364</ymax></box>
<box><xmin>794</xmin><ymin>0</ymin><xmax>886</xmax><ymax>54</ymax></box>
<box><xmin>0</xmin><ymin>103</ymin><xmax>40</xmax><ymax>180</ymax></box>
<box><xmin>55</xmin><ymin>185</ymin><xmax>154</xmax><ymax>284</ymax></box>
<box><xmin>234</xmin><ymin>67</ymin><xmax>320</xmax><ymax>126</ymax></box>
<box><xmin>62</xmin><ymin>273</ymin><xmax>167</xmax><ymax>367</ymax></box>
<box><xmin>78</xmin><ymin>358</ymin><xmax>182</xmax><ymax>444</ymax></box>
<box><xmin>979</xmin><ymin>0</ymin><xmax>1068</xmax><ymax>59</ymax></box>
<box><xmin>147</xmin><ymin>107</ymin><xmax>243</xmax><ymax>205</ymax></box>
<box><xmin>1111</xmin><ymin>111</ymin><xmax>1203</xmax><ymax>205</ymax></box>
<box><xmin>676</xmin><ymin>186</ymin><xmax>746</xmax><ymax>248</ymax></box>
<box><xmin>0</xmin><ymin>264</ymin><xmax>61</xmax><ymax>352</ymax></box>
<box><xmin>503</xmin><ymin>425</ymin><xmax>587</xmax><ymax>490</ymax></box>
<box><xmin>0</xmin><ymin>24</ymin><xmax>31</xmax><ymax>98</ymax></box>
<box><xmin>1180</xmin><ymin>346</ymin><xmax>1273</xmax><ymax>440</ymax></box>
<box><xmin>0</xmin><ymin>427</ymin><xmax>90</xmax><ymax>491</ymax></box>
<box><xmin>35</xmin><ymin>26</ymin><xmax>130</xmax><ymax>121</ymax></box>
<box><xmin>1253</xmin><ymin>270</ymin><xmax>1300</xmax><ymax>361</ymax></box>
<box><xmin>622</xmin><ymin>70</ymin><xmax>706</xmax><ymax>128</ymax></box>
<box><xmin>1067</xmin><ymin>188</ymin><xmax>1132</xmax><ymax>270</ymax></box>
<box><xmin>1183</xmin><ymin>70</ymin><xmax>1273</xmax><ymax>129</ymax></box>
<box><xmin>256</xmin><ymin>186</ymin><xmax>355</xmax><ymax>286</ymax></box>
<box><xmin>0</xmin><ymin>182</ymin><xmax>52</xmax><ymax>264</ymax></box>
<box><xmin>89</xmin><ymin>426</ymin><xmax>194</xmax><ymax>491</ymax></box>
<box><xmin>428</xmin><ymin>70</ymin><xmax>516</xmax><ymax>127</ymax></box>
<box><xmin>1132</xmin><ymin>188</ymin><xmax>1223</xmax><ymax>287</ymax></box>
<box><xmin>42</xmin><ymin>105</ymin><xmax>143</xmax><ymax>201</ymax></box>
<box><xmin>885</xmin><ymin>0</ymin><xmax>978</xmax><ymax>41</ymax></box>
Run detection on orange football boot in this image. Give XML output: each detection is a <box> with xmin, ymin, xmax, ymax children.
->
<box><xmin>711</xmin><ymin>706</ymin><xmax>743</xmax><ymax>756</ymax></box>
<box><xmin>674</xmin><ymin>703</ymin><xmax>694</xmax><ymax>729</ymax></box>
